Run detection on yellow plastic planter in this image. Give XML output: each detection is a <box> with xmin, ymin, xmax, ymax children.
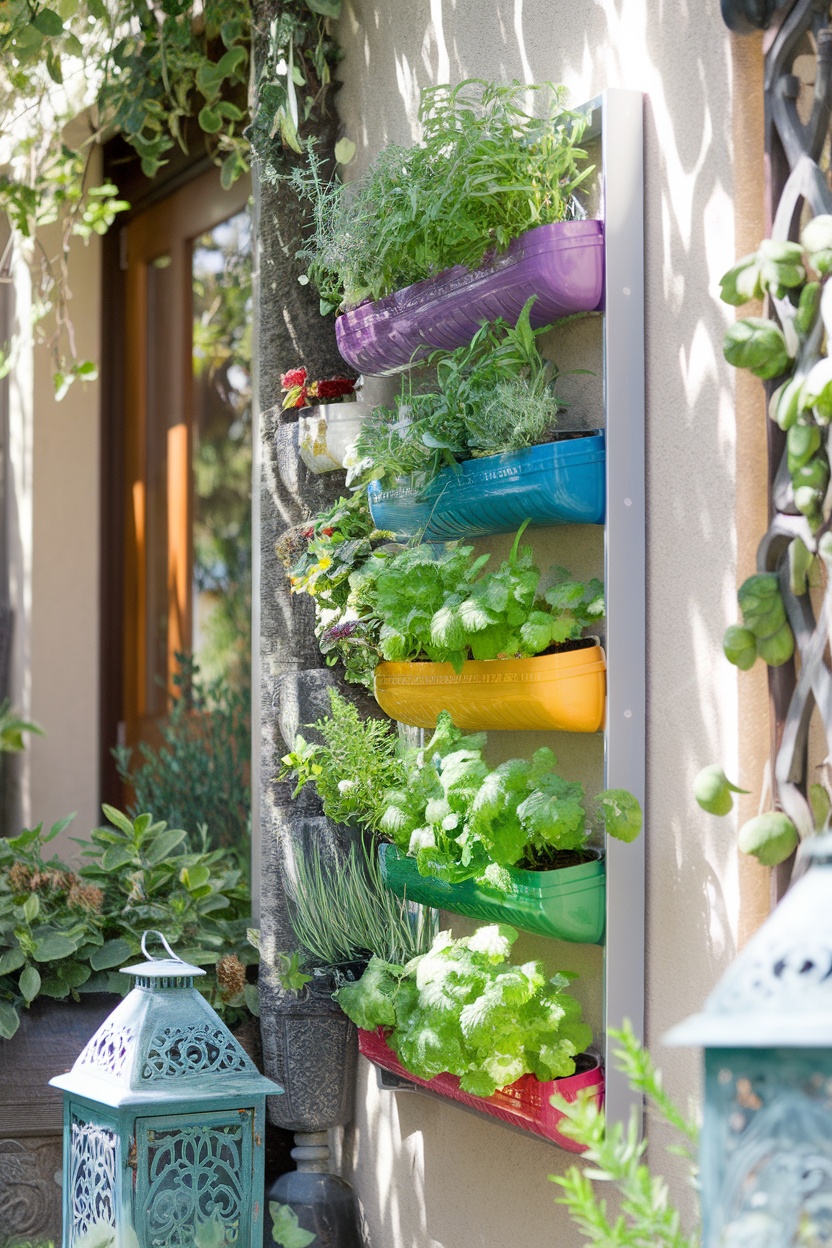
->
<box><xmin>373</xmin><ymin>645</ymin><xmax>606</xmax><ymax>731</ymax></box>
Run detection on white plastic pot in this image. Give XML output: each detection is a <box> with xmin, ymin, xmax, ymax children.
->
<box><xmin>298</xmin><ymin>403</ymin><xmax>371</xmax><ymax>473</ymax></box>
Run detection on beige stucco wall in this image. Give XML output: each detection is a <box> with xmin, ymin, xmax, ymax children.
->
<box><xmin>5</xmin><ymin>153</ymin><xmax>102</xmax><ymax>852</ymax></box>
<box><xmin>333</xmin><ymin>2</ymin><xmax>761</xmax><ymax>1243</ymax></box>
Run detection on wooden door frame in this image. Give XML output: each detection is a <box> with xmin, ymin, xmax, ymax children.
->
<box><xmin>99</xmin><ymin>160</ymin><xmax>249</xmax><ymax>799</ymax></box>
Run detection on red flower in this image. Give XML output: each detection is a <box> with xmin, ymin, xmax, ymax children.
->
<box><xmin>280</xmin><ymin>367</ymin><xmax>307</xmax><ymax>390</ymax></box>
<box><xmin>315</xmin><ymin>377</ymin><xmax>356</xmax><ymax>400</ymax></box>
<box><xmin>321</xmin><ymin>527</ymin><xmax>334</xmax><ymax>537</ymax></box>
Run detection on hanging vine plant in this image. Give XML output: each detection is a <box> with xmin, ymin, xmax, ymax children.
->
<box><xmin>700</xmin><ymin>213</ymin><xmax>832</xmax><ymax>866</ymax></box>
<box><xmin>0</xmin><ymin>0</ymin><xmax>344</xmax><ymax>394</ymax></box>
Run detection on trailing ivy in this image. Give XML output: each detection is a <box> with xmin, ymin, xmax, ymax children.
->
<box><xmin>0</xmin><ymin>0</ymin><xmax>343</xmax><ymax>392</ymax></box>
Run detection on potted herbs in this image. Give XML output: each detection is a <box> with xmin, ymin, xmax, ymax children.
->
<box><xmin>282</xmin><ymin>691</ymin><xmax>641</xmax><ymax>943</ymax></box>
<box><xmin>335</xmin><ymin>923</ymin><xmax>602</xmax><ymax>1149</ymax></box>
<box><xmin>291</xmin><ymin>80</ymin><xmax>602</xmax><ymax>374</ymax></box>
<box><xmin>346</xmin><ymin>300</ymin><xmax>605</xmax><ymax>541</ymax></box>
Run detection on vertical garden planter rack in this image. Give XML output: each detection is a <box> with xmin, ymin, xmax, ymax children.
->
<box><xmin>360</xmin><ymin>88</ymin><xmax>646</xmax><ymax>1137</ymax></box>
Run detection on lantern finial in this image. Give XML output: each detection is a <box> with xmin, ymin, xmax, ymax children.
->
<box><xmin>120</xmin><ymin>928</ymin><xmax>206</xmax><ymax>986</ymax></box>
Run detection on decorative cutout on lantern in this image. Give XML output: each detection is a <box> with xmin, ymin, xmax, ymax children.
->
<box><xmin>141</xmin><ymin>1023</ymin><xmax>251</xmax><ymax>1081</ymax></box>
<box><xmin>69</xmin><ymin>1115</ymin><xmax>118</xmax><ymax>1240</ymax></box>
<box><xmin>50</xmin><ymin>930</ymin><xmax>282</xmax><ymax>1248</ymax></box>
<box><xmin>667</xmin><ymin>836</ymin><xmax>832</xmax><ymax>1247</ymax></box>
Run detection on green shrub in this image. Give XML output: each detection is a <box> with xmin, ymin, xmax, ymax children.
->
<box><xmin>113</xmin><ymin>653</ymin><xmax>249</xmax><ymax>853</ymax></box>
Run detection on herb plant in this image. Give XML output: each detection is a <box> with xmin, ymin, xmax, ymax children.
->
<box><xmin>309</xmin><ymin>522</ymin><xmax>604</xmax><ymax>688</ymax></box>
<box><xmin>282</xmin><ymin>693</ymin><xmax>641</xmax><ymax>889</ymax></box>
<box><xmin>292</xmin><ymin>79</ymin><xmax>593</xmax><ymax>311</ymax></box>
<box><xmin>552</xmin><ymin>1021</ymin><xmax>698</xmax><ymax>1247</ymax></box>
<box><xmin>280</xmin><ymin>838</ymin><xmax>436</xmax><ymax>969</ymax></box>
<box><xmin>113</xmin><ymin>653</ymin><xmax>250</xmax><ymax>853</ymax></box>
<box><xmin>281</xmin><ymin>688</ymin><xmax>405</xmax><ymax>834</ymax></box>
<box><xmin>335</xmin><ymin>923</ymin><xmax>593</xmax><ymax>1098</ymax></box>
<box><xmin>0</xmin><ymin>806</ymin><xmax>255</xmax><ymax>1038</ymax></box>
<box><xmin>345</xmin><ymin>299</ymin><xmax>564</xmax><ymax>492</ymax></box>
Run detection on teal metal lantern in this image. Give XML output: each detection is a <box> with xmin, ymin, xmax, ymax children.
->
<box><xmin>50</xmin><ymin>931</ymin><xmax>282</xmax><ymax>1248</ymax></box>
<box><xmin>667</xmin><ymin>836</ymin><xmax>832</xmax><ymax>1247</ymax></box>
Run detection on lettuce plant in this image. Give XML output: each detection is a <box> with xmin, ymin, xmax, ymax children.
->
<box><xmin>282</xmin><ymin>693</ymin><xmax>642</xmax><ymax>890</ymax></box>
<box><xmin>335</xmin><ymin>923</ymin><xmax>593</xmax><ymax>1097</ymax></box>
<box><xmin>379</xmin><ymin>712</ymin><xmax>641</xmax><ymax>889</ymax></box>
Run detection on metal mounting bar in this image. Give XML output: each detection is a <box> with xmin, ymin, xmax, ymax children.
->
<box><xmin>600</xmin><ymin>87</ymin><xmax>646</xmax><ymax>1129</ymax></box>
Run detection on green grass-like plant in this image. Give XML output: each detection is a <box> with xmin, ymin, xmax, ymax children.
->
<box><xmin>293</xmin><ymin>79</ymin><xmax>593</xmax><ymax>310</ymax></box>
<box><xmin>282</xmin><ymin>837</ymin><xmax>436</xmax><ymax>969</ymax></box>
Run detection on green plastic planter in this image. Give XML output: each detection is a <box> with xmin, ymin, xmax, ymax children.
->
<box><xmin>379</xmin><ymin>843</ymin><xmax>605</xmax><ymax>943</ymax></box>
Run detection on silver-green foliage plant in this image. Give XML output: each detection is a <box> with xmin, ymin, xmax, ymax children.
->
<box><xmin>552</xmin><ymin>1021</ymin><xmax>698</xmax><ymax>1247</ymax></box>
<box><xmin>336</xmin><ymin>923</ymin><xmax>592</xmax><ymax>1098</ymax></box>
<box><xmin>293</xmin><ymin>79</ymin><xmax>593</xmax><ymax>310</ymax></box>
<box><xmin>281</xmin><ymin>837</ymin><xmax>436</xmax><ymax>969</ymax></box>
<box><xmin>282</xmin><ymin>694</ymin><xmax>642</xmax><ymax>891</ymax></box>
<box><xmin>346</xmin><ymin>299</ymin><xmax>564</xmax><ymax>491</ymax></box>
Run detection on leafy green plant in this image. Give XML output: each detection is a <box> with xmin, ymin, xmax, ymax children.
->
<box><xmin>291</xmin><ymin>79</ymin><xmax>593</xmax><ymax>311</ymax></box>
<box><xmin>269</xmin><ymin>1202</ymin><xmax>316</xmax><ymax>1248</ymax></box>
<box><xmin>282</xmin><ymin>694</ymin><xmax>641</xmax><ymax>889</ymax></box>
<box><xmin>281</xmin><ymin>688</ymin><xmax>405</xmax><ymax>834</ymax></box>
<box><xmin>345</xmin><ymin>299</ymin><xmax>565</xmax><ymax>491</ymax></box>
<box><xmin>305</xmin><ymin>522</ymin><xmax>604</xmax><ymax>688</ymax></box>
<box><xmin>0</xmin><ymin>805</ymin><xmax>255</xmax><ymax>1038</ymax></box>
<box><xmin>336</xmin><ymin>923</ymin><xmax>592</xmax><ymax>1098</ymax></box>
<box><xmin>0</xmin><ymin>700</ymin><xmax>43</xmax><ymax>753</ymax></box>
<box><xmin>0</xmin><ymin>0</ymin><xmax>255</xmax><ymax>389</ymax></box>
<box><xmin>113</xmin><ymin>653</ymin><xmax>249</xmax><ymax>853</ymax></box>
<box><xmin>552</xmin><ymin>1021</ymin><xmax>698</xmax><ymax>1247</ymax></box>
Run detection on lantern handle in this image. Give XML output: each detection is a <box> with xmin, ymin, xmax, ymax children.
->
<box><xmin>140</xmin><ymin>929</ymin><xmax>187</xmax><ymax>964</ymax></box>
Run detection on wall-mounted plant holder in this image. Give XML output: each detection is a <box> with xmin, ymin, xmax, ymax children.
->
<box><xmin>367</xmin><ymin>431</ymin><xmax>606</xmax><ymax>541</ymax></box>
<box><xmin>297</xmin><ymin>402</ymin><xmax>372</xmax><ymax>473</ymax></box>
<box><xmin>379</xmin><ymin>843</ymin><xmax>606</xmax><ymax>943</ymax></box>
<box><xmin>335</xmin><ymin>220</ymin><xmax>605</xmax><ymax>376</ymax></box>
<box><xmin>373</xmin><ymin>644</ymin><xmax>607</xmax><ymax>732</ymax></box>
<box><xmin>358</xmin><ymin>1027</ymin><xmax>603</xmax><ymax>1151</ymax></box>
<box><xmin>356</xmin><ymin>89</ymin><xmax>645</xmax><ymax>1134</ymax></box>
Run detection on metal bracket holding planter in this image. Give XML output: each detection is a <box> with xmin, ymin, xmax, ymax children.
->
<box><xmin>364</xmin><ymin>88</ymin><xmax>646</xmax><ymax>1138</ymax></box>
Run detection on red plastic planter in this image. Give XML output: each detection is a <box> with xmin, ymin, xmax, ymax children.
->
<box><xmin>358</xmin><ymin>1027</ymin><xmax>603</xmax><ymax>1151</ymax></box>
<box><xmin>335</xmin><ymin>220</ymin><xmax>605</xmax><ymax>376</ymax></box>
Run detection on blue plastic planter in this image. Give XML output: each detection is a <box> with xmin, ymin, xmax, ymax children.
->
<box><xmin>367</xmin><ymin>432</ymin><xmax>605</xmax><ymax>541</ymax></box>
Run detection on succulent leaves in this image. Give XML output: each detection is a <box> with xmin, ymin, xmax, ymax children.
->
<box><xmin>723</xmin><ymin>574</ymin><xmax>795</xmax><ymax>670</ymax></box>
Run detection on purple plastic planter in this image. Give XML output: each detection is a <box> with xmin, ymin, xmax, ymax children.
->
<box><xmin>335</xmin><ymin>219</ymin><xmax>605</xmax><ymax>376</ymax></box>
